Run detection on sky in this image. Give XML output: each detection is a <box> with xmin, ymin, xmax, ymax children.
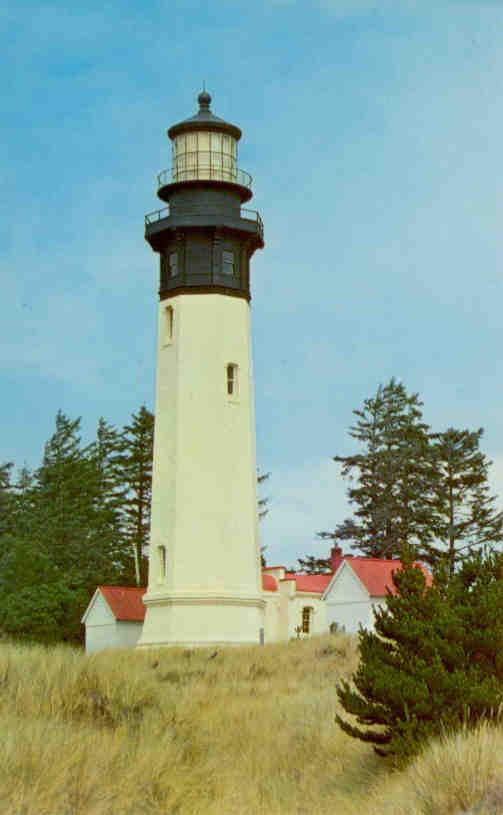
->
<box><xmin>2</xmin><ymin>0</ymin><xmax>503</xmax><ymax>567</ymax></box>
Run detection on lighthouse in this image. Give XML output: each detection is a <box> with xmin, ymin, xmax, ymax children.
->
<box><xmin>138</xmin><ymin>91</ymin><xmax>265</xmax><ymax>647</ymax></box>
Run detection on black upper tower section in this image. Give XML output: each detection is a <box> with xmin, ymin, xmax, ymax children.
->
<box><xmin>145</xmin><ymin>91</ymin><xmax>264</xmax><ymax>302</ymax></box>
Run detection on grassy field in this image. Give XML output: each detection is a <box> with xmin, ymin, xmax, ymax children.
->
<box><xmin>1</xmin><ymin>633</ymin><xmax>502</xmax><ymax>815</ymax></box>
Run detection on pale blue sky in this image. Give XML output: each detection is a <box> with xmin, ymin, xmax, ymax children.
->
<box><xmin>3</xmin><ymin>0</ymin><xmax>503</xmax><ymax>566</ymax></box>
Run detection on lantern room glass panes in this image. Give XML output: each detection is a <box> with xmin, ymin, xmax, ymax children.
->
<box><xmin>173</xmin><ymin>130</ymin><xmax>237</xmax><ymax>183</ymax></box>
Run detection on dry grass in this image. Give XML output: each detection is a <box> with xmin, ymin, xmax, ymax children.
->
<box><xmin>0</xmin><ymin>635</ymin><xmax>502</xmax><ymax>815</ymax></box>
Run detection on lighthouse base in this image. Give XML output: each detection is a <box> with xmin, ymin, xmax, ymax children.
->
<box><xmin>136</xmin><ymin>591</ymin><xmax>265</xmax><ymax>649</ymax></box>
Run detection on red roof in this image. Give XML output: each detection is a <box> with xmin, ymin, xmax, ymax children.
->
<box><xmin>99</xmin><ymin>586</ymin><xmax>146</xmax><ymax>621</ymax></box>
<box><xmin>282</xmin><ymin>572</ymin><xmax>333</xmax><ymax>594</ymax></box>
<box><xmin>341</xmin><ymin>557</ymin><xmax>433</xmax><ymax>597</ymax></box>
<box><xmin>262</xmin><ymin>573</ymin><xmax>278</xmax><ymax>592</ymax></box>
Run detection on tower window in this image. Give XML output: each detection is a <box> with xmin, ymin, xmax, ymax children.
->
<box><xmin>158</xmin><ymin>546</ymin><xmax>166</xmax><ymax>580</ymax></box>
<box><xmin>163</xmin><ymin>306</ymin><xmax>174</xmax><ymax>345</ymax></box>
<box><xmin>168</xmin><ymin>251</ymin><xmax>179</xmax><ymax>277</ymax></box>
<box><xmin>226</xmin><ymin>363</ymin><xmax>238</xmax><ymax>396</ymax></box>
<box><xmin>222</xmin><ymin>250</ymin><xmax>235</xmax><ymax>276</ymax></box>
<box><xmin>302</xmin><ymin>607</ymin><xmax>313</xmax><ymax>634</ymax></box>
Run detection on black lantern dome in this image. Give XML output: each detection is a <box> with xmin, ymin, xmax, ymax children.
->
<box><xmin>167</xmin><ymin>90</ymin><xmax>242</xmax><ymax>141</ymax></box>
<box><xmin>145</xmin><ymin>90</ymin><xmax>263</xmax><ymax>302</ymax></box>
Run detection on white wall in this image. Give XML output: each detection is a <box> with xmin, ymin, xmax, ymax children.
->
<box><xmin>84</xmin><ymin>592</ymin><xmax>115</xmax><ymax>653</ymax></box>
<box><xmin>263</xmin><ymin>592</ymin><xmax>281</xmax><ymax>643</ymax></box>
<box><xmin>116</xmin><ymin>622</ymin><xmax>144</xmax><ymax>649</ymax></box>
<box><xmin>324</xmin><ymin>564</ymin><xmax>374</xmax><ymax>634</ymax></box>
<box><xmin>288</xmin><ymin>594</ymin><xmax>326</xmax><ymax>640</ymax></box>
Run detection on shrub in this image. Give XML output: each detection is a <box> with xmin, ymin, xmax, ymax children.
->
<box><xmin>336</xmin><ymin>550</ymin><xmax>503</xmax><ymax>763</ymax></box>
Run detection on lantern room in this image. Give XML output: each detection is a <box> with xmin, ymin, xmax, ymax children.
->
<box><xmin>145</xmin><ymin>90</ymin><xmax>263</xmax><ymax>302</ymax></box>
<box><xmin>157</xmin><ymin>90</ymin><xmax>252</xmax><ymax>203</ymax></box>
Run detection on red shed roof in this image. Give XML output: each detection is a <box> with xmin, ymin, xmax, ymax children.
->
<box><xmin>340</xmin><ymin>557</ymin><xmax>432</xmax><ymax>597</ymax></box>
<box><xmin>99</xmin><ymin>586</ymin><xmax>146</xmax><ymax>622</ymax></box>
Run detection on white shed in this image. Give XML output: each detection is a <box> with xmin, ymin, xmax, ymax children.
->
<box><xmin>81</xmin><ymin>586</ymin><xmax>146</xmax><ymax>653</ymax></box>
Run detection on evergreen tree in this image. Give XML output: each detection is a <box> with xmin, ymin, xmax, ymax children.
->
<box><xmin>33</xmin><ymin>411</ymin><xmax>88</xmax><ymax>574</ymax></box>
<box><xmin>424</xmin><ymin>428</ymin><xmax>503</xmax><ymax>574</ymax></box>
<box><xmin>320</xmin><ymin>379</ymin><xmax>432</xmax><ymax>558</ymax></box>
<box><xmin>32</xmin><ymin>411</ymin><xmax>117</xmax><ymax>585</ymax></box>
<box><xmin>12</xmin><ymin>465</ymin><xmax>35</xmax><ymax>538</ymax></box>
<box><xmin>0</xmin><ymin>411</ymin><xmax>132</xmax><ymax>643</ymax></box>
<box><xmin>0</xmin><ymin>536</ymin><xmax>87</xmax><ymax>643</ymax></box>
<box><xmin>87</xmin><ymin>418</ymin><xmax>133</xmax><ymax>583</ymax></box>
<box><xmin>117</xmin><ymin>406</ymin><xmax>154</xmax><ymax>586</ymax></box>
<box><xmin>336</xmin><ymin>549</ymin><xmax>503</xmax><ymax>763</ymax></box>
<box><xmin>0</xmin><ymin>462</ymin><xmax>14</xmax><ymax>537</ymax></box>
<box><xmin>0</xmin><ymin>465</ymin><xmax>35</xmax><ymax>568</ymax></box>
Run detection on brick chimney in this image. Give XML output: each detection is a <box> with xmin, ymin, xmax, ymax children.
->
<box><xmin>330</xmin><ymin>545</ymin><xmax>343</xmax><ymax>573</ymax></box>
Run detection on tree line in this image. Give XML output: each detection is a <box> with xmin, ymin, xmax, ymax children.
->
<box><xmin>297</xmin><ymin>378</ymin><xmax>503</xmax><ymax>575</ymax></box>
<box><xmin>0</xmin><ymin>407</ymin><xmax>154</xmax><ymax>643</ymax></box>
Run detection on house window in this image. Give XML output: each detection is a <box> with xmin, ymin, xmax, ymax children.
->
<box><xmin>222</xmin><ymin>250</ymin><xmax>235</xmax><ymax>276</ymax></box>
<box><xmin>227</xmin><ymin>363</ymin><xmax>238</xmax><ymax>396</ymax></box>
<box><xmin>302</xmin><ymin>606</ymin><xmax>313</xmax><ymax>634</ymax></box>
<box><xmin>158</xmin><ymin>546</ymin><xmax>166</xmax><ymax>580</ymax></box>
<box><xmin>163</xmin><ymin>306</ymin><xmax>174</xmax><ymax>345</ymax></box>
<box><xmin>168</xmin><ymin>251</ymin><xmax>179</xmax><ymax>277</ymax></box>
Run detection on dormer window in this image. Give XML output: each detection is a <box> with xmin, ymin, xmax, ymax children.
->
<box><xmin>222</xmin><ymin>250</ymin><xmax>235</xmax><ymax>276</ymax></box>
<box><xmin>168</xmin><ymin>251</ymin><xmax>179</xmax><ymax>277</ymax></box>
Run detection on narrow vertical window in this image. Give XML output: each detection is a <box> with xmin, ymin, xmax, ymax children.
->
<box><xmin>158</xmin><ymin>546</ymin><xmax>166</xmax><ymax>580</ymax></box>
<box><xmin>168</xmin><ymin>251</ymin><xmax>179</xmax><ymax>278</ymax></box>
<box><xmin>163</xmin><ymin>306</ymin><xmax>173</xmax><ymax>345</ymax></box>
<box><xmin>222</xmin><ymin>250</ymin><xmax>235</xmax><ymax>276</ymax></box>
<box><xmin>302</xmin><ymin>606</ymin><xmax>312</xmax><ymax>634</ymax></box>
<box><xmin>227</xmin><ymin>363</ymin><xmax>238</xmax><ymax>396</ymax></box>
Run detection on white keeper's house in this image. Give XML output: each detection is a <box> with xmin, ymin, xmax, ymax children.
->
<box><xmin>82</xmin><ymin>547</ymin><xmax>432</xmax><ymax>653</ymax></box>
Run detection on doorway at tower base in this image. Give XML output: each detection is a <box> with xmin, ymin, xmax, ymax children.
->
<box><xmin>136</xmin><ymin>592</ymin><xmax>266</xmax><ymax>648</ymax></box>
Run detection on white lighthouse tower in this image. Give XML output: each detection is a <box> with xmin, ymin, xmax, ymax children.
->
<box><xmin>138</xmin><ymin>91</ymin><xmax>265</xmax><ymax>648</ymax></box>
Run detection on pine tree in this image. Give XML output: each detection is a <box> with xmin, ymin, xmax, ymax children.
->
<box><xmin>336</xmin><ymin>549</ymin><xmax>503</xmax><ymax>763</ymax></box>
<box><xmin>7</xmin><ymin>411</ymin><xmax>126</xmax><ymax>641</ymax></box>
<box><xmin>0</xmin><ymin>535</ymin><xmax>83</xmax><ymax>643</ymax></box>
<box><xmin>87</xmin><ymin>418</ymin><xmax>133</xmax><ymax>582</ymax></box>
<box><xmin>116</xmin><ymin>406</ymin><xmax>154</xmax><ymax>586</ymax></box>
<box><xmin>424</xmin><ymin>428</ymin><xmax>503</xmax><ymax>574</ymax></box>
<box><xmin>34</xmin><ymin>411</ymin><xmax>89</xmax><ymax>575</ymax></box>
<box><xmin>0</xmin><ymin>462</ymin><xmax>14</xmax><ymax>537</ymax></box>
<box><xmin>321</xmin><ymin>379</ymin><xmax>432</xmax><ymax>558</ymax></box>
<box><xmin>12</xmin><ymin>465</ymin><xmax>35</xmax><ymax>537</ymax></box>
